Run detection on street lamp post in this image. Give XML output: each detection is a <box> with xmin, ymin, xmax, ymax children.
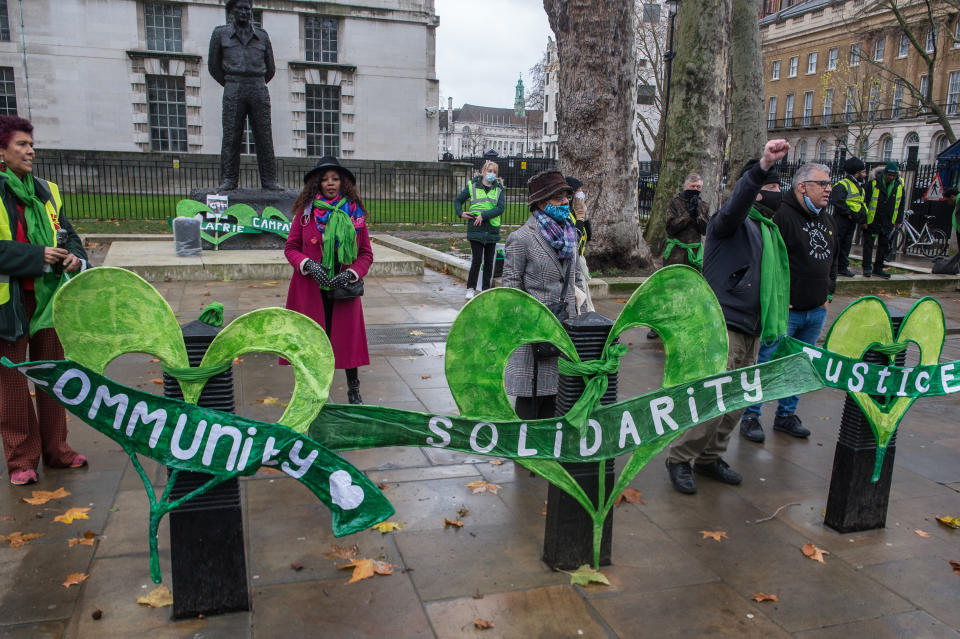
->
<box><xmin>661</xmin><ymin>0</ymin><xmax>681</xmax><ymax>159</ymax></box>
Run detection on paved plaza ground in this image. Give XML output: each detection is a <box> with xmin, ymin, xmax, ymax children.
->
<box><xmin>0</xmin><ymin>265</ymin><xmax>958</xmax><ymax>638</ymax></box>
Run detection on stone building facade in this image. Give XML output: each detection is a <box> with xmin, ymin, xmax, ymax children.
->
<box><xmin>761</xmin><ymin>0</ymin><xmax>960</xmax><ymax>166</ymax></box>
<box><xmin>438</xmin><ymin>99</ymin><xmax>543</xmax><ymax>159</ymax></box>
<box><xmin>0</xmin><ymin>0</ymin><xmax>439</xmax><ymax>161</ymax></box>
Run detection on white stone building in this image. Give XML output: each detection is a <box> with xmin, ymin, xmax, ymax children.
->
<box><xmin>541</xmin><ymin>2</ymin><xmax>668</xmax><ymax>164</ymax></box>
<box><xmin>438</xmin><ymin>98</ymin><xmax>543</xmax><ymax>159</ymax></box>
<box><xmin>0</xmin><ymin>0</ymin><xmax>439</xmax><ymax>160</ymax></box>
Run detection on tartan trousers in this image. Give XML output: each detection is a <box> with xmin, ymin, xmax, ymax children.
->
<box><xmin>0</xmin><ymin>290</ymin><xmax>79</xmax><ymax>475</ymax></box>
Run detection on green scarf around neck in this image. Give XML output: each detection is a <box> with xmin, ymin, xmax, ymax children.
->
<box><xmin>3</xmin><ymin>168</ymin><xmax>64</xmax><ymax>335</ymax></box>
<box><xmin>313</xmin><ymin>199</ymin><xmax>358</xmax><ymax>288</ymax></box>
<box><xmin>747</xmin><ymin>206</ymin><xmax>789</xmax><ymax>344</ymax></box>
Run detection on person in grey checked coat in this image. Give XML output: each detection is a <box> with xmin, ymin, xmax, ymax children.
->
<box><xmin>502</xmin><ymin>169</ymin><xmax>587</xmax><ymax>420</ymax></box>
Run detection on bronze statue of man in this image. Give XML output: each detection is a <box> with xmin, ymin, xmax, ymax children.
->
<box><xmin>208</xmin><ymin>0</ymin><xmax>282</xmax><ymax>191</ymax></box>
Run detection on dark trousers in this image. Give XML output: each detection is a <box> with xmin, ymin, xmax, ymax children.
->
<box><xmin>514</xmin><ymin>395</ymin><xmax>556</xmax><ymax>420</ymax></box>
<box><xmin>834</xmin><ymin>214</ymin><xmax>857</xmax><ymax>271</ymax></box>
<box><xmin>467</xmin><ymin>241</ymin><xmax>496</xmax><ymax>290</ymax></box>
<box><xmin>320</xmin><ymin>290</ymin><xmax>358</xmax><ymax>387</ymax></box>
<box><xmin>862</xmin><ymin>226</ymin><xmax>891</xmax><ymax>273</ymax></box>
<box><xmin>220</xmin><ymin>79</ymin><xmax>278</xmax><ymax>187</ymax></box>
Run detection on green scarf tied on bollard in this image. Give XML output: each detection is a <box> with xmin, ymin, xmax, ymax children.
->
<box><xmin>2</xmin><ymin>167</ymin><xmax>66</xmax><ymax>336</ymax></box>
<box><xmin>558</xmin><ymin>344</ymin><xmax>629</xmax><ymax>435</ymax></box>
<box><xmin>747</xmin><ymin>206</ymin><xmax>789</xmax><ymax>344</ymax></box>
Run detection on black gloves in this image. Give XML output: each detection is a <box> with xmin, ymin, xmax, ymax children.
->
<box><xmin>330</xmin><ymin>270</ymin><xmax>354</xmax><ymax>289</ymax></box>
<box><xmin>303</xmin><ymin>259</ymin><xmax>334</xmax><ymax>287</ymax></box>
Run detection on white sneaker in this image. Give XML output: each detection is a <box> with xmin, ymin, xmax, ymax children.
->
<box><xmin>465</xmin><ymin>288</ymin><xmax>476</xmax><ymax>300</ymax></box>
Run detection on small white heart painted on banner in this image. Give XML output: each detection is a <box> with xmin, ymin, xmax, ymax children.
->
<box><xmin>329</xmin><ymin>470</ymin><xmax>364</xmax><ymax>510</ymax></box>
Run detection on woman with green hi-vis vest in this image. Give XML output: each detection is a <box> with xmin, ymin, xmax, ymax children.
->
<box><xmin>0</xmin><ymin>116</ymin><xmax>89</xmax><ymax>486</ymax></box>
<box><xmin>454</xmin><ymin>160</ymin><xmax>505</xmax><ymax>299</ymax></box>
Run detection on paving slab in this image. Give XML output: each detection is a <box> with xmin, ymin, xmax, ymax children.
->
<box><xmin>103</xmin><ymin>240</ymin><xmax>423</xmax><ymax>282</ymax></box>
<box><xmin>792</xmin><ymin>610</ymin><xmax>960</xmax><ymax>639</ymax></box>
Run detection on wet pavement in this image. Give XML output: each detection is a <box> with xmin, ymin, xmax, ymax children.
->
<box><xmin>0</xmin><ymin>267</ymin><xmax>958</xmax><ymax>638</ymax></box>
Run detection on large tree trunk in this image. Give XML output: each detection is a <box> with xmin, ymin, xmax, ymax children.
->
<box><xmin>728</xmin><ymin>0</ymin><xmax>766</xmax><ymax>191</ymax></box>
<box><xmin>544</xmin><ymin>0</ymin><xmax>652</xmax><ymax>270</ymax></box>
<box><xmin>644</xmin><ymin>0</ymin><xmax>733</xmax><ymax>257</ymax></box>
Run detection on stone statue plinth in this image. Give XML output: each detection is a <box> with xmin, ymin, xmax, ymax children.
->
<box><xmin>189</xmin><ymin>187</ymin><xmax>299</xmax><ymax>250</ymax></box>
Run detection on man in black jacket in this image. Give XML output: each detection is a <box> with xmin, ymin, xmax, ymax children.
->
<box><xmin>740</xmin><ymin>162</ymin><xmax>838</xmax><ymax>443</ymax></box>
<box><xmin>665</xmin><ymin>139</ymin><xmax>790</xmax><ymax>495</ymax></box>
<box><xmin>829</xmin><ymin>157</ymin><xmax>867</xmax><ymax>277</ymax></box>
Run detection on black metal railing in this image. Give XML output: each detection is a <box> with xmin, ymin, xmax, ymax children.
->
<box><xmin>767</xmin><ymin>102</ymin><xmax>956</xmax><ymax>131</ymax></box>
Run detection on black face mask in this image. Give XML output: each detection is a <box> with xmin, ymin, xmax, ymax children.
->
<box><xmin>757</xmin><ymin>190</ymin><xmax>782</xmax><ymax>213</ymax></box>
<box><xmin>683</xmin><ymin>189</ymin><xmax>700</xmax><ymax>199</ymax></box>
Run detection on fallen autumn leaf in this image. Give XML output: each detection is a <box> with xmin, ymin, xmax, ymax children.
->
<box><xmin>936</xmin><ymin>515</ymin><xmax>960</xmax><ymax>529</ymax></box>
<box><xmin>752</xmin><ymin>593</ymin><xmax>779</xmax><ymax>603</ymax></box>
<box><xmin>54</xmin><ymin>507</ymin><xmax>91</xmax><ymax>525</ymax></box>
<box><xmin>444</xmin><ymin>518</ymin><xmax>464</xmax><ymax>528</ymax></box>
<box><xmin>699</xmin><ymin>530</ymin><xmax>728</xmax><ymax>542</ymax></box>
<box><xmin>62</xmin><ymin>573</ymin><xmax>89</xmax><ymax>588</ymax></box>
<box><xmin>614</xmin><ymin>488</ymin><xmax>645</xmax><ymax>506</ymax></box>
<box><xmin>68</xmin><ymin>530</ymin><xmax>99</xmax><ymax>547</ymax></box>
<box><xmin>137</xmin><ymin>585</ymin><xmax>173</xmax><ymax>607</ymax></box>
<box><xmin>22</xmin><ymin>487</ymin><xmax>70</xmax><ymax>505</ymax></box>
<box><xmin>340</xmin><ymin>558</ymin><xmax>395</xmax><ymax>584</ymax></box>
<box><xmin>567</xmin><ymin>564</ymin><xmax>610</xmax><ymax>586</ymax></box>
<box><xmin>0</xmin><ymin>531</ymin><xmax>44</xmax><ymax>548</ymax></box>
<box><xmin>914</xmin><ymin>529</ymin><xmax>931</xmax><ymax>538</ymax></box>
<box><xmin>801</xmin><ymin>542</ymin><xmax>829</xmax><ymax>563</ymax></box>
<box><xmin>371</xmin><ymin>521</ymin><xmax>403</xmax><ymax>534</ymax></box>
<box><xmin>465</xmin><ymin>480</ymin><xmax>500</xmax><ymax>495</ymax></box>
<box><xmin>473</xmin><ymin>619</ymin><xmax>495</xmax><ymax>630</ymax></box>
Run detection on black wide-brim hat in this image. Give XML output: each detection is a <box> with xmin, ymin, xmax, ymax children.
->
<box><xmin>304</xmin><ymin>156</ymin><xmax>356</xmax><ymax>186</ymax></box>
<box><xmin>528</xmin><ymin>169</ymin><xmax>573</xmax><ymax>205</ymax></box>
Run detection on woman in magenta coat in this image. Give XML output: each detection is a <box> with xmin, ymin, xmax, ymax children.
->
<box><xmin>284</xmin><ymin>156</ymin><xmax>373</xmax><ymax>404</ymax></box>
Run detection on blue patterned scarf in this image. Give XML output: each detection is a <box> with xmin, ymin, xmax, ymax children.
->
<box><xmin>534</xmin><ymin>209</ymin><xmax>578</xmax><ymax>260</ymax></box>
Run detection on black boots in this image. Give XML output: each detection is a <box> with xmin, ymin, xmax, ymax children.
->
<box><xmin>346</xmin><ymin>369</ymin><xmax>362</xmax><ymax>405</ymax></box>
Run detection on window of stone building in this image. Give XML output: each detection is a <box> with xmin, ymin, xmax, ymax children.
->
<box><xmin>827</xmin><ymin>47</ymin><xmax>838</xmax><ymax>70</ymax></box>
<box><xmin>892</xmin><ymin>79</ymin><xmax>904</xmax><ymax>118</ymax></box>
<box><xmin>926</xmin><ymin>27</ymin><xmax>937</xmax><ymax>53</ymax></box>
<box><xmin>637</xmin><ymin>85</ymin><xmax>655</xmax><ymax>105</ymax></box>
<box><xmin>880</xmin><ymin>135</ymin><xmax>893</xmax><ymax>161</ymax></box>
<box><xmin>868</xmin><ymin>83</ymin><xmax>881</xmax><ymax>119</ymax></box>
<box><xmin>934</xmin><ymin>133</ymin><xmax>948</xmax><ymax>160</ymax></box>
<box><xmin>796</xmin><ymin>139</ymin><xmax>807</xmax><ymax>162</ymax></box>
<box><xmin>784</xmin><ymin>93</ymin><xmax>794</xmax><ymax>126</ymax></box>
<box><xmin>306</xmin><ymin>84</ymin><xmax>340</xmax><ymax>156</ymax></box>
<box><xmin>817</xmin><ymin>139</ymin><xmax>828</xmax><ymax>162</ymax></box>
<box><xmin>803</xmin><ymin>91</ymin><xmax>813</xmax><ymax>125</ymax></box>
<box><xmin>767</xmin><ymin>96</ymin><xmax>777</xmax><ymax>128</ymax></box>
<box><xmin>146</xmin><ymin>75</ymin><xmax>187</xmax><ymax>152</ymax></box>
<box><xmin>772</xmin><ymin>60</ymin><xmax>780</xmax><ymax>80</ymax></box>
<box><xmin>849</xmin><ymin>43</ymin><xmax>861</xmax><ymax>67</ymax></box>
<box><xmin>947</xmin><ymin>71</ymin><xmax>960</xmax><ymax>115</ymax></box>
<box><xmin>822</xmin><ymin>88</ymin><xmax>833</xmax><ymax>124</ymax></box>
<box><xmin>919</xmin><ymin>74</ymin><xmax>929</xmax><ymax>114</ymax></box>
<box><xmin>898</xmin><ymin>33</ymin><xmax>910</xmax><ymax>57</ymax></box>
<box><xmin>144</xmin><ymin>3</ymin><xmax>183</xmax><ymax>53</ymax></box>
<box><xmin>903</xmin><ymin>132</ymin><xmax>919</xmax><ymax>163</ymax></box>
<box><xmin>0</xmin><ymin>0</ymin><xmax>9</xmax><ymax>42</ymax></box>
<box><xmin>788</xmin><ymin>56</ymin><xmax>798</xmax><ymax>77</ymax></box>
<box><xmin>0</xmin><ymin>67</ymin><xmax>15</xmax><ymax>115</ymax></box>
<box><xmin>844</xmin><ymin>87</ymin><xmax>855</xmax><ymax>122</ymax></box>
<box><xmin>807</xmin><ymin>52</ymin><xmax>817</xmax><ymax>74</ymax></box>
<box><xmin>545</xmin><ymin>94</ymin><xmax>549</xmax><ymax>112</ymax></box>
<box><xmin>641</xmin><ymin>3</ymin><xmax>660</xmax><ymax>23</ymax></box>
<box><xmin>874</xmin><ymin>37</ymin><xmax>885</xmax><ymax>61</ymax></box>
<box><xmin>305</xmin><ymin>16</ymin><xmax>338</xmax><ymax>63</ymax></box>
<box><xmin>955</xmin><ymin>20</ymin><xmax>960</xmax><ymax>48</ymax></box>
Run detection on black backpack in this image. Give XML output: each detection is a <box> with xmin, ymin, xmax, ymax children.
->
<box><xmin>932</xmin><ymin>252</ymin><xmax>960</xmax><ymax>275</ymax></box>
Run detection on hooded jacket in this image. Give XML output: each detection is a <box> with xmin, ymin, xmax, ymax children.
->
<box><xmin>702</xmin><ymin>162</ymin><xmax>777</xmax><ymax>336</ymax></box>
<box><xmin>775</xmin><ymin>188</ymin><xmax>838</xmax><ymax>311</ymax></box>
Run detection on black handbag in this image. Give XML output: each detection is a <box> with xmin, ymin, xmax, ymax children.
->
<box><xmin>331</xmin><ymin>277</ymin><xmax>364</xmax><ymax>300</ymax></box>
<box><xmin>533</xmin><ymin>258</ymin><xmax>573</xmax><ymax>360</ymax></box>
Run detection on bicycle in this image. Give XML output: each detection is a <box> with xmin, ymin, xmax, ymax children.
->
<box><xmin>891</xmin><ymin>210</ymin><xmax>948</xmax><ymax>258</ymax></box>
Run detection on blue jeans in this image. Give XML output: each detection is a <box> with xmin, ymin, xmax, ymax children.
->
<box><xmin>743</xmin><ymin>306</ymin><xmax>827</xmax><ymax>419</ymax></box>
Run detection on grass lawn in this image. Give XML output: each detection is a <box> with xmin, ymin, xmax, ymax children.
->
<box><xmin>72</xmin><ymin>218</ymin><xmax>173</xmax><ymax>234</ymax></box>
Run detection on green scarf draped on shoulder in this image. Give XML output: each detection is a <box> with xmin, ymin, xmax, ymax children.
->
<box><xmin>3</xmin><ymin>168</ymin><xmax>65</xmax><ymax>335</ymax></box>
<box><xmin>747</xmin><ymin>206</ymin><xmax>789</xmax><ymax>344</ymax></box>
<box><xmin>313</xmin><ymin>198</ymin><xmax>359</xmax><ymax>290</ymax></box>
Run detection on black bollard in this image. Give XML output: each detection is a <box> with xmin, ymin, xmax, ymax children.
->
<box><xmin>824</xmin><ymin>312</ymin><xmax>905</xmax><ymax>533</ymax></box>
<box><xmin>162</xmin><ymin>319</ymin><xmax>250</xmax><ymax>619</ymax></box>
<box><xmin>542</xmin><ymin>312</ymin><xmax>618</xmax><ymax>570</ymax></box>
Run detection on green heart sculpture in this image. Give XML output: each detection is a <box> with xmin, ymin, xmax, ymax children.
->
<box><xmin>445</xmin><ymin>265</ymin><xmax>728</xmax><ymax>565</ymax></box>
<box><xmin>824</xmin><ymin>296</ymin><xmax>945</xmax><ymax>480</ymax></box>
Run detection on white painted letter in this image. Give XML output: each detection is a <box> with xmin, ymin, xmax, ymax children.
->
<box><xmin>619</xmin><ymin>411</ymin><xmax>641</xmax><ymax>449</ymax></box>
<box><xmin>848</xmin><ymin>363</ymin><xmax>868</xmax><ymax>392</ymax></box>
<box><xmin>703</xmin><ymin>375</ymin><xmax>733</xmax><ymax>412</ymax></box>
<box><xmin>237</xmin><ymin>427</ymin><xmax>257</xmax><ymax>471</ymax></box>
<box><xmin>802</xmin><ymin>346</ymin><xmax>823</xmax><ymax>361</ymax></box>
<box><xmin>876</xmin><ymin>367</ymin><xmax>891</xmax><ymax>394</ymax></box>
<box><xmin>53</xmin><ymin>369</ymin><xmax>90</xmax><ymax>406</ymax></box>
<box><xmin>825</xmin><ymin>359</ymin><xmax>843</xmax><ymax>383</ymax></box>
<box><xmin>125</xmin><ymin>401</ymin><xmax>166</xmax><ymax>439</ymax></box>
<box><xmin>261</xmin><ymin>436</ymin><xmax>281</xmax><ymax>465</ymax></box>
<box><xmin>282</xmin><ymin>440</ymin><xmax>318</xmax><ymax>479</ymax></box>
<box><xmin>896</xmin><ymin>368</ymin><xmax>914</xmax><ymax>397</ymax></box>
<box><xmin>741</xmin><ymin>369</ymin><xmax>763</xmax><ymax>402</ymax></box>
<box><xmin>579</xmin><ymin>419</ymin><xmax>602</xmax><ymax>457</ymax></box>
<box><xmin>89</xmin><ymin>385</ymin><xmax>129</xmax><ymax>431</ymax></box>
<box><xmin>426</xmin><ymin>416</ymin><xmax>452</xmax><ymax>447</ymax></box>
<box><xmin>650</xmin><ymin>396</ymin><xmax>679</xmax><ymax>435</ymax></box>
<box><xmin>517</xmin><ymin>423</ymin><xmax>537</xmax><ymax>457</ymax></box>
<box><xmin>171</xmin><ymin>418</ymin><xmax>206</xmax><ymax>460</ymax></box>
<box><xmin>553</xmin><ymin>423</ymin><xmax>563</xmax><ymax>458</ymax></box>
<box><xmin>915</xmin><ymin>371</ymin><xmax>931</xmax><ymax>393</ymax></box>
<box><xmin>941</xmin><ymin>363</ymin><xmax>960</xmax><ymax>392</ymax></box>
<box><xmin>201</xmin><ymin>423</ymin><xmax>243</xmax><ymax>471</ymax></box>
<box><xmin>469</xmin><ymin>422</ymin><xmax>498</xmax><ymax>454</ymax></box>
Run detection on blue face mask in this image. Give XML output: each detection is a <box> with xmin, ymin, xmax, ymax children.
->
<box><xmin>543</xmin><ymin>203</ymin><xmax>570</xmax><ymax>222</ymax></box>
<box><xmin>803</xmin><ymin>195</ymin><xmax>821</xmax><ymax>215</ymax></box>
<box><xmin>485</xmin><ymin>172</ymin><xmax>496</xmax><ymax>183</ymax></box>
